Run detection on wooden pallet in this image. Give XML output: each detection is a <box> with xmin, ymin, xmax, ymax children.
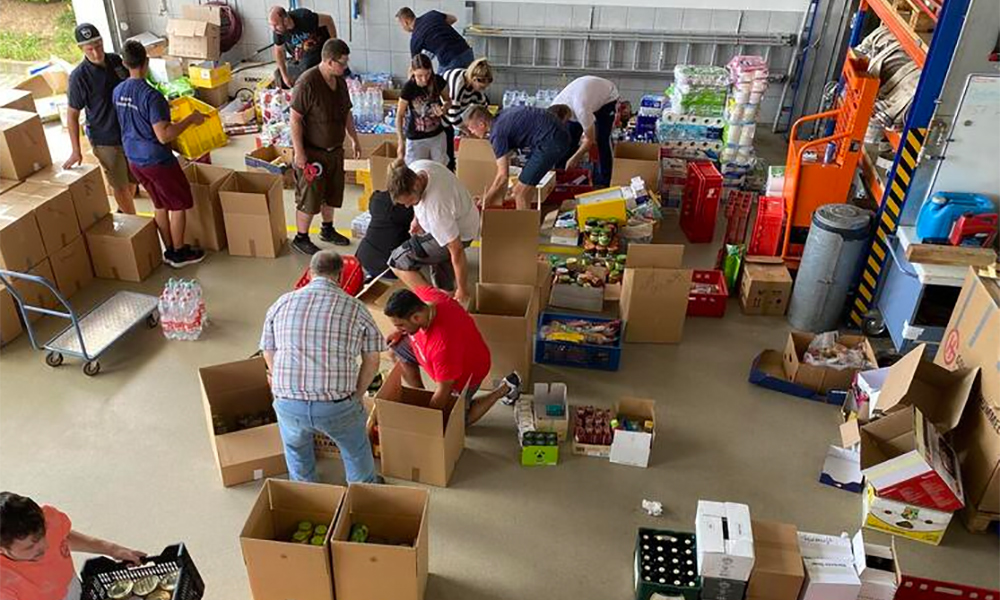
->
<box><xmin>961</xmin><ymin>503</ymin><xmax>1000</xmax><ymax>534</ymax></box>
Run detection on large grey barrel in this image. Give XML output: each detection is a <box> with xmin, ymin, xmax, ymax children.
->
<box><xmin>787</xmin><ymin>204</ymin><xmax>872</xmax><ymax>332</ymax></box>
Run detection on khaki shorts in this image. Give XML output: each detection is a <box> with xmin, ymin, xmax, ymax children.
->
<box><xmin>294</xmin><ymin>147</ymin><xmax>345</xmax><ymax>215</ymax></box>
<box><xmin>93</xmin><ymin>144</ymin><xmax>136</xmax><ymax>190</ymax></box>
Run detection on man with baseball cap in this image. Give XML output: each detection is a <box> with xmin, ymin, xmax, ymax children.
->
<box><xmin>64</xmin><ymin>23</ymin><xmax>138</xmax><ymax>214</ymax></box>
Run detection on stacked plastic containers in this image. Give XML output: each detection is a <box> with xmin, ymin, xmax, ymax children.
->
<box><xmin>669</xmin><ymin>65</ymin><xmax>729</xmax><ymax>117</ymax></box>
<box><xmin>158</xmin><ymin>278</ymin><xmax>207</xmax><ymax>341</ymax></box>
<box><xmin>720</xmin><ymin>56</ymin><xmax>769</xmax><ymax>194</ymax></box>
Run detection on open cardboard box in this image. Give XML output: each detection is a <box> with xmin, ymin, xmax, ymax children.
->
<box><xmin>331</xmin><ymin>483</ymin><xmax>429</xmax><ymax>600</ymax></box>
<box><xmin>532</xmin><ymin>383</ymin><xmax>568</xmax><ymax>441</ymax></box>
<box><xmin>456</xmin><ymin>138</ymin><xmax>497</xmax><ymax>200</ymax></box>
<box><xmin>797</xmin><ymin>532</ymin><xmax>861</xmax><ymax>600</ymax></box>
<box><xmin>609</xmin><ymin>398</ymin><xmax>656</xmax><ymax>468</ymax></box>
<box><xmin>183</xmin><ymin>163</ymin><xmax>233</xmax><ymax>251</ymax></box>
<box><xmin>852</xmin><ymin>530</ymin><xmax>900</xmax><ymax>600</ymax></box>
<box><xmin>219</xmin><ymin>171</ymin><xmax>287</xmax><ymax>258</ymax></box>
<box><xmin>198</xmin><ymin>357</ymin><xmax>286</xmax><ymax>486</ymax></box>
<box><xmin>374</xmin><ymin>365</ymin><xmax>465</xmax><ymax>487</ymax></box>
<box><xmin>240</xmin><ymin>479</ymin><xmax>345</xmax><ymax>600</ymax></box>
<box><xmin>863</xmin><ymin>343</ymin><xmax>977</xmax><ymax>423</ymax></box>
<box><xmin>611</xmin><ymin>142</ymin><xmax>660</xmax><ymax>186</ymax></box>
<box><xmin>745</xmin><ymin>520</ymin><xmax>804</xmax><ymax>600</ymax></box>
<box><xmin>357</xmin><ymin>273</ymin><xmax>407</xmax><ymax>337</ymax></box>
<box><xmin>782</xmin><ymin>332</ymin><xmax>878</xmax><ymax>395</ymax></box>
<box><xmin>468</xmin><ymin>282</ymin><xmax>537</xmax><ymax>385</ymax></box>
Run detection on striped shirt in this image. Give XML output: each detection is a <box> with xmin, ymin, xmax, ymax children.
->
<box><xmin>260</xmin><ymin>277</ymin><xmax>386</xmax><ymax>401</ymax></box>
<box><xmin>443</xmin><ymin>68</ymin><xmax>489</xmax><ymax>128</ymax></box>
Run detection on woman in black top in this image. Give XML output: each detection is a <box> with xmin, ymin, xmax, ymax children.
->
<box><xmin>356</xmin><ymin>191</ymin><xmax>414</xmax><ymax>279</ymax></box>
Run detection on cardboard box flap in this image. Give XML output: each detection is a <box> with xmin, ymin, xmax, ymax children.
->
<box><xmin>357</xmin><ymin>274</ymin><xmax>404</xmax><ymax>310</ymax></box>
<box><xmin>625</xmin><ymin>244</ymin><xmax>684</xmax><ymax>269</ymax></box>
<box><xmin>859</xmin><ymin>406</ymin><xmax>917</xmax><ymax>470</ymax></box>
<box><xmin>872</xmin><ymin>344</ymin><xmax>925</xmax><ymax>413</ymax></box>
<box><xmin>480</xmin><ymin>209</ymin><xmax>540</xmax><ymax>285</ymax></box>
<box><xmin>617</xmin><ymin>397</ymin><xmax>655</xmax><ymax>424</ymax></box>
<box><xmin>614</xmin><ymin>142</ymin><xmax>660</xmax><ymax>160</ymax></box>
<box><xmin>371</xmin><ymin>141</ymin><xmax>397</xmax><ymax>159</ymax></box>
<box><xmin>215</xmin><ymin>424</ymin><xmax>284</xmax><ymax>467</ymax></box>
<box><xmin>851</xmin><ymin>530</ymin><xmax>899</xmax><ymax>582</ymax></box>
<box><xmin>167</xmin><ymin>19</ymin><xmax>212</xmax><ymax>37</ymax></box>
<box><xmin>220</xmin><ymin>172</ymin><xmax>278</xmax><ymax>215</ymax></box>
<box><xmin>457</xmin><ymin>138</ymin><xmax>496</xmax><ymax>161</ymax></box>
<box><xmin>181</xmin><ymin>3</ymin><xmax>223</xmax><ymax>25</ymax></box>
<box><xmin>185</xmin><ymin>162</ymin><xmax>232</xmax><ymax>186</ymax></box>
<box><xmin>840</xmin><ymin>420</ymin><xmax>861</xmax><ymax>448</ymax></box>
<box><xmin>375</xmin><ymin>366</ymin><xmax>452</xmax><ymax>437</ymax></box>
<box><xmin>474</xmin><ymin>283</ymin><xmax>533</xmax><ymax>316</ymax></box>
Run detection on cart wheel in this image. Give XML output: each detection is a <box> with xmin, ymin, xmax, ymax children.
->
<box><xmin>45</xmin><ymin>352</ymin><xmax>64</xmax><ymax>367</ymax></box>
<box><xmin>863</xmin><ymin>315</ymin><xmax>886</xmax><ymax>337</ymax></box>
<box><xmin>83</xmin><ymin>361</ymin><xmax>101</xmax><ymax>377</ymax></box>
<box><xmin>146</xmin><ymin>312</ymin><xmax>160</xmax><ymax>328</ymax></box>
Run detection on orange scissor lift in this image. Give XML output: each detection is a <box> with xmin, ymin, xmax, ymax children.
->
<box><xmin>780</xmin><ymin>50</ymin><xmax>880</xmax><ymax>268</ymax></box>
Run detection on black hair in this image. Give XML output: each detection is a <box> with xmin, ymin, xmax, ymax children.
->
<box><xmin>0</xmin><ymin>492</ymin><xmax>45</xmax><ymax>547</ymax></box>
<box><xmin>384</xmin><ymin>289</ymin><xmax>427</xmax><ymax>319</ymax></box>
<box><xmin>121</xmin><ymin>39</ymin><xmax>147</xmax><ymax>69</ymax></box>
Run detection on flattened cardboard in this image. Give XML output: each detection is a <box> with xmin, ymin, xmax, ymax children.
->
<box><xmin>219</xmin><ymin>171</ymin><xmax>287</xmax><ymax>258</ymax></box>
<box><xmin>240</xmin><ymin>479</ymin><xmax>345</xmax><ymax>600</ymax></box>
<box><xmin>374</xmin><ymin>365</ymin><xmax>466</xmax><ymax>487</ymax></box>
<box><xmin>611</xmin><ymin>142</ymin><xmax>660</xmax><ymax>187</ymax></box>
<box><xmin>620</xmin><ymin>244</ymin><xmax>690</xmax><ymax>344</ymax></box>
<box><xmin>479</xmin><ymin>209</ymin><xmax>540</xmax><ymax>285</ymax></box>
<box><xmin>0</xmin><ymin>109</ymin><xmax>51</xmax><ymax>181</ymax></box>
<box><xmin>782</xmin><ymin>332</ymin><xmax>878</xmax><ymax>395</ymax></box>
<box><xmin>609</xmin><ymin>398</ymin><xmax>656</xmax><ymax>468</ymax></box>
<box><xmin>357</xmin><ymin>273</ymin><xmax>407</xmax><ymax>336</ymax></box>
<box><xmin>0</xmin><ymin>202</ymin><xmax>45</xmax><ymax>271</ymax></box>
<box><xmin>2</xmin><ymin>181</ymin><xmax>80</xmax><ymax>255</ymax></box>
<box><xmin>695</xmin><ymin>501</ymin><xmax>755</xmax><ymax>581</ymax></box>
<box><xmin>456</xmin><ymin>138</ymin><xmax>497</xmax><ymax>199</ymax></box>
<box><xmin>745</xmin><ymin>520</ymin><xmax>804</xmax><ymax>600</ymax></box>
<box><xmin>0</xmin><ymin>89</ymin><xmax>35</xmax><ymax>113</ymax></box>
<box><xmin>331</xmin><ymin>483</ymin><xmax>429</xmax><ymax>600</ymax></box>
<box><xmin>740</xmin><ymin>256</ymin><xmax>792</xmax><ymax>316</ymax></box>
<box><xmin>862</xmin><ymin>483</ymin><xmax>952</xmax><ymax>546</ymax></box>
<box><xmin>48</xmin><ymin>236</ymin><xmax>93</xmax><ymax>299</ymax></box>
<box><xmin>183</xmin><ymin>163</ymin><xmax>232</xmax><ymax>251</ymax></box>
<box><xmin>26</xmin><ymin>165</ymin><xmax>110</xmax><ymax>231</ymax></box>
<box><xmin>198</xmin><ymin>357</ymin><xmax>287</xmax><ymax>487</ymax></box>
<box><xmin>469</xmin><ymin>283</ymin><xmax>536</xmax><ymax>384</ymax></box>
<box><xmin>85</xmin><ymin>214</ymin><xmax>162</xmax><ymax>282</ymax></box>
<box><xmin>0</xmin><ymin>284</ymin><xmax>22</xmax><ymax>347</ymax></box>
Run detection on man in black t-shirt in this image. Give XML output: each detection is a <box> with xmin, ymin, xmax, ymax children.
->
<box><xmin>64</xmin><ymin>23</ymin><xmax>137</xmax><ymax>214</ymax></box>
<box><xmin>396</xmin><ymin>7</ymin><xmax>474</xmax><ymax>72</ymax></box>
<box><xmin>270</xmin><ymin>6</ymin><xmax>338</xmax><ymax>89</ymax></box>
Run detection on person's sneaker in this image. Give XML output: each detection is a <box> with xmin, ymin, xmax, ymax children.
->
<box><xmin>500</xmin><ymin>371</ymin><xmax>522</xmax><ymax>406</ymax></box>
<box><xmin>165</xmin><ymin>246</ymin><xmax>205</xmax><ymax>268</ymax></box>
<box><xmin>291</xmin><ymin>235</ymin><xmax>321</xmax><ymax>255</ymax></box>
<box><xmin>320</xmin><ymin>225</ymin><xmax>351</xmax><ymax>246</ymax></box>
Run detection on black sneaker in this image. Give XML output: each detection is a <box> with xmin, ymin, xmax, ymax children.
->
<box><xmin>166</xmin><ymin>245</ymin><xmax>205</xmax><ymax>268</ymax></box>
<box><xmin>500</xmin><ymin>371</ymin><xmax>522</xmax><ymax>406</ymax></box>
<box><xmin>320</xmin><ymin>225</ymin><xmax>351</xmax><ymax>246</ymax></box>
<box><xmin>291</xmin><ymin>235</ymin><xmax>321</xmax><ymax>255</ymax></box>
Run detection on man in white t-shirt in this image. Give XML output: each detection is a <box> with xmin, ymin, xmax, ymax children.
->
<box><xmin>386</xmin><ymin>160</ymin><xmax>479</xmax><ymax>304</ymax></box>
<box><xmin>552</xmin><ymin>76</ymin><xmax>619</xmax><ymax>186</ymax></box>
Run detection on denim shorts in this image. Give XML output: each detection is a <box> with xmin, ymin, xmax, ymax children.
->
<box><xmin>520</xmin><ymin>128</ymin><xmax>572</xmax><ymax>186</ymax></box>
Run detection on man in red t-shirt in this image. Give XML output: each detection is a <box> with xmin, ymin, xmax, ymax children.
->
<box><xmin>384</xmin><ymin>287</ymin><xmax>521</xmax><ymax>425</ymax></box>
<box><xmin>0</xmin><ymin>492</ymin><xmax>145</xmax><ymax>600</ymax></box>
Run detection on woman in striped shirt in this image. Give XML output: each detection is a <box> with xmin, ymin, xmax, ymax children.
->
<box><xmin>442</xmin><ymin>58</ymin><xmax>493</xmax><ymax>170</ymax></box>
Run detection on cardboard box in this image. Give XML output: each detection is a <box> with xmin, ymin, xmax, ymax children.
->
<box><xmin>702</xmin><ymin>577</ymin><xmax>747</xmax><ymax>600</ymax></box>
<box><xmin>2</xmin><ymin>181</ymin><xmax>80</xmax><ymax>255</ymax></box>
<box><xmin>357</xmin><ymin>274</ymin><xmax>407</xmax><ymax>337</ymax></box>
<box><xmin>745</xmin><ymin>520</ymin><xmax>803</xmax><ymax>600</ymax></box>
<box><xmin>218</xmin><ymin>171</ymin><xmax>287</xmax><ymax>258</ymax></box>
<box><xmin>166</xmin><ymin>19</ymin><xmax>221</xmax><ymax>60</ymax></box>
<box><xmin>244</xmin><ymin>145</ymin><xmax>293</xmax><ymax>176</ymax></box>
<box><xmin>10</xmin><ymin>259</ymin><xmax>58</xmax><ymax>320</ymax></box>
<box><xmin>456</xmin><ymin>138</ymin><xmax>497</xmax><ymax>198</ymax></box>
<box><xmin>148</xmin><ymin>57</ymin><xmax>185</xmax><ymax>84</ymax></box>
<box><xmin>85</xmin><ymin>214</ymin><xmax>162</xmax><ymax>282</ymax></box>
<box><xmin>188</xmin><ymin>60</ymin><xmax>232</xmax><ymax>88</ymax></box>
<box><xmin>128</xmin><ymin>31</ymin><xmax>168</xmax><ymax>58</ymax></box>
<box><xmin>0</xmin><ymin>284</ymin><xmax>22</xmax><ymax>346</ymax></box>
<box><xmin>611</xmin><ymin>142</ymin><xmax>660</xmax><ymax>187</ymax></box>
<box><xmin>198</xmin><ymin>357</ymin><xmax>287</xmax><ymax>486</ymax></box>
<box><xmin>0</xmin><ymin>202</ymin><xmax>45</xmax><ymax>271</ymax></box>
<box><xmin>0</xmin><ymin>179</ymin><xmax>20</xmax><ymax>195</ymax></box>
<box><xmin>862</xmin><ymin>483</ymin><xmax>952</xmax><ymax>545</ymax></box>
<box><xmin>368</xmin><ymin>142</ymin><xmax>397</xmax><ymax>192</ymax></box>
<box><xmin>609</xmin><ymin>398</ymin><xmax>656</xmax><ymax>468</ymax></box>
<box><xmin>468</xmin><ymin>282</ymin><xmax>536</xmax><ymax>384</ymax></box>
<box><xmin>532</xmin><ymin>383</ymin><xmax>568</xmax><ymax>441</ymax></box>
<box><xmin>549</xmin><ymin>282</ymin><xmax>604</xmax><ymax>313</ymax></box>
<box><xmin>195</xmin><ymin>82</ymin><xmax>229</xmax><ymax>108</ymax></box>
<box><xmin>520</xmin><ymin>431</ymin><xmax>559</xmax><ymax>466</ymax></box>
<box><xmin>0</xmin><ymin>89</ymin><xmax>35</xmax><ymax>113</ymax></box>
<box><xmin>620</xmin><ymin>244</ymin><xmax>691</xmax><ymax>344</ymax></box>
<box><xmin>954</xmin><ymin>395</ymin><xmax>1000</xmax><ymax>515</ymax></box>
<box><xmin>26</xmin><ymin>165</ymin><xmax>110</xmax><ymax>231</ymax></box>
<box><xmin>348</xmin><ymin>133</ymin><xmax>398</xmax><ymax>166</ymax></box>
<box><xmin>479</xmin><ymin>209</ymin><xmax>540</xmax><ymax>285</ymax></box>
<box><xmin>14</xmin><ymin>69</ymin><xmax>67</xmax><ymax>100</ymax></box>
<box><xmin>240</xmin><ymin>479</ymin><xmax>345</xmax><ymax>600</ymax></box>
<box><xmin>575</xmin><ymin>192</ymin><xmax>628</xmax><ymax>227</ymax></box>
<box><xmin>48</xmin><ymin>236</ymin><xmax>93</xmax><ymax>299</ymax></box>
<box><xmin>0</xmin><ymin>109</ymin><xmax>51</xmax><ymax>180</ymax></box>
<box><xmin>330</xmin><ymin>483</ymin><xmax>429</xmax><ymax>600</ymax></box>
<box><xmin>782</xmin><ymin>331</ymin><xmax>878</xmax><ymax>395</ymax></box>
<box><xmin>852</xmin><ymin>530</ymin><xmax>899</xmax><ymax>600</ymax></box>
<box><xmin>374</xmin><ymin>364</ymin><xmax>465</xmax><ymax>487</ymax></box>
<box><xmin>864</xmin><ymin>343</ymin><xmax>977</xmax><ymax>423</ymax></box>
<box><xmin>183</xmin><ymin>163</ymin><xmax>232</xmax><ymax>251</ymax></box>
<box><xmin>859</xmin><ymin>405</ymin><xmax>965</xmax><ymax>512</ymax></box>
<box><xmin>797</xmin><ymin>532</ymin><xmax>862</xmax><ymax>600</ymax></box>
<box><xmin>740</xmin><ymin>256</ymin><xmax>792</xmax><ymax>316</ymax></box>
<box><xmin>695</xmin><ymin>501</ymin><xmax>755</xmax><ymax>581</ymax></box>
<box><xmin>507</xmin><ymin>169</ymin><xmax>555</xmax><ymax>209</ymax></box>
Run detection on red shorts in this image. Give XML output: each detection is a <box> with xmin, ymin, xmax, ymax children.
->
<box><xmin>129</xmin><ymin>160</ymin><xmax>194</xmax><ymax>211</ymax></box>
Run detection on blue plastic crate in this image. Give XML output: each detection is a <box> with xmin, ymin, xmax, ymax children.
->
<box><xmin>535</xmin><ymin>312</ymin><xmax>623</xmax><ymax>372</ymax></box>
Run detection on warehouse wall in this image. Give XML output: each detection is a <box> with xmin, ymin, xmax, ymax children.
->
<box><xmin>122</xmin><ymin>0</ymin><xmax>804</xmax><ymax>122</ymax></box>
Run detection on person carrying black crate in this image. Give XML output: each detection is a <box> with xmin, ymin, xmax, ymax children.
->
<box><xmin>0</xmin><ymin>491</ymin><xmax>145</xmax><ymax>600</ymax></box>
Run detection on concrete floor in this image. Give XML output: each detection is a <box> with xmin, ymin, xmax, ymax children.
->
<box><xmin>0</xmin><ymin>126</ymin><xmax>996</xmax><ymax>598</ymax></box>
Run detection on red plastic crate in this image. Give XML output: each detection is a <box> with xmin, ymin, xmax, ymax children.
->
<box><xmin>549</xmin><ymin>168</ymin><xmax>595</xmax><ymax>205</ymax></box>
<box><xmin>895</xmin><ymin>576</ymin><xmax>998</xmax><ymax>600</ymax></box>
<box><xmin>294</xmin><ymin>254</ymin><xmax>365</xmax><ymax>295</ymax></box>
<box><xmin>687</xmin><ymin>269</ymin><xmax>729</xmax><ymax>317</ymax></box>
<box><xmin>681</xmin><ymin>161</ymin><xmax>722</xmax><ymax>243</ymax></box>
<box><xmin>748</xmin><ymin>195</ymin><xmax>785</xmax><ymax>256</ymax></box>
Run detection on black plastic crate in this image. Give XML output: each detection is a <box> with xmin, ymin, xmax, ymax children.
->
<box><xmin>634</xmin><ymin>528</ymin><xmax>701</xmax><ymax>600</ymax></box>
<box><xmin>81</xmin><ymin>543</ymin><xmax>204</xmax><ymax>600</ymax></box>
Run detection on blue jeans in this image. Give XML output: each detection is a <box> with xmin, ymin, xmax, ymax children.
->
<box><xmin>274</xmin><ymin>397</ymin><xmax>376</xmax><ymax>484</ymax></box>
<box><xmin>559</xmin><ymin>100</ymin><xmax>616</xmax><ymax>186</ymax></box>
<box><xmin>438</xmin><ymin>49</ymin><xmax>475</xmax><ymax>72</ymax></box>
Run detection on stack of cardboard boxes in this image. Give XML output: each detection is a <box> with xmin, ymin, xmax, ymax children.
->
<box><xmin>696</xmin><ymin>501</ymin><xmax>755</xmax><ymax>600</ymax></box>
<box><xmin>166</xmin><ymin>5</ymin><xmax>222</xmax><ymax>62</ymax></box>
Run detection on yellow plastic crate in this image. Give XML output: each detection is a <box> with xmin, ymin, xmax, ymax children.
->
<box><xmin>188</xmin><ymin>62</ymin><xmax>232</xmax><ymax>88</ymax></box>
<box><xmin>169</xmin><ymin>96</ymin><xmax>227</xmax><ymax>159</ymax></box>
<box><xmin>356</xmin><ymin>169</ymin><xmax>374</xmax><ymax>211</ymax></box>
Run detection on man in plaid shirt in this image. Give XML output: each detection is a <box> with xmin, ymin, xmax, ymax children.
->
<box><xmin>260</xmin><ymin>250</ymin><xmax>386</xmax><ymax>483</ymax></box>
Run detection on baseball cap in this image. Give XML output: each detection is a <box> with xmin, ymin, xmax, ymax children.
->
<box><xmin>74</xmin><ymin>23</ymin><xmax>103</xmax><ymax>46</ymax></box>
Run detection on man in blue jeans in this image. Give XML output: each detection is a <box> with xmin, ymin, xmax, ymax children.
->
<box><xmin>260</xmin><ymin>250</ymin><xmax>386</xmax><ymax>483</ymax></box>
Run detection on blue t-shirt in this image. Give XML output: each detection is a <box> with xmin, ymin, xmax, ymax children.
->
<box><xmin>489</xmin><ymin>106</ymin><xmax>566</xmax><ymax>158</ymax></box>
<box><xmin>409</xmin><ymin>10</ymin><xmax>470</xmax><ymax>69</ymax></box>
<box><xmin>113</xmin><ymin>78</ymin><xmax>175</xmax><ymax>166</ymax></box>
<box><xmin>67</xmin><ymin>54</ymin><xmax>128</xmax><ymax>146</ymax></box>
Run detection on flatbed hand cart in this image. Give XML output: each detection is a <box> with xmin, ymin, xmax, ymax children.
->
<box><xmin>0</xmin><ymin>270</ymin><xmax>160</xmax><ymax>376</ymax></box>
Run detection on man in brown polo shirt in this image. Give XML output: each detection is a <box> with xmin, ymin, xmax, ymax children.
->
<box><xmin>290</xmin><ymin>38</ymin><xmax>362</xmax><ymax>254</ymax></box>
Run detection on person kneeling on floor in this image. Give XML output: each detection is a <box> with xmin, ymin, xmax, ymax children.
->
<box><xmin>260</xmin><ymin>251</ymin><xmax>386</xmax><ymax>484</ymax></box>
<box><xmin>383</xmin><ymin>288</ymin><xmax>521</xmax><ymax>426</ymax></box>
<box><xmin>0</xmin><ymin>492</ymin><xmax>145</xmax><ymax>600</ymax></box>
<box><xmin>356</xmin><ymin>190</ymin><xmax>413</xmax><ymax>280</ymax></box>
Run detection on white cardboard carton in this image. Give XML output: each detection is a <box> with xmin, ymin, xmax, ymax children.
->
<box><xmin>851</xmin><ymin>531</ymin><xmax>899</xmax><ymax>600</ymax></box>
<box><xmin>797</xmin><ymin>532</ymin><xmax>861</xmax><ymax>600</ymax></box>
<box><xmin>608</xmin><ymin>398</ymin><xmax>656</xmax><ymax>468</ymax></box>
<box><xmin>695</xmin><ymin>501</ymin><xmax>755</xmax><ymax>581</ymax></box>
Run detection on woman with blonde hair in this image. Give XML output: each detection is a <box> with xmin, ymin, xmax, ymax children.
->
<box><xmin>396</xmin><ymin>54</ymin><xmax>451</xmax><ymax>166</ymax></box>
<box><xmin>442</xmin><ymin>58</ymin><xmax>493</xmax><ymax>169</ymax></box>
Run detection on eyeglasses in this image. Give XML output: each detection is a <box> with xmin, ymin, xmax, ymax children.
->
<box><xmin>335</xmin><ymin>58</ymin><xmax>350</xmax><ymax>67</ymax></box>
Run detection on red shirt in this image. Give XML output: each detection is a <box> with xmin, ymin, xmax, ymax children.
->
<box><xmin>0</xmin><ymin>506</ymin><xmax>76</xmax><ymax>600</ymax></box>
<box><xmin>411</xmin><ymin>287</ymin><xmax>491</xmax><ymax>391</ymax></box>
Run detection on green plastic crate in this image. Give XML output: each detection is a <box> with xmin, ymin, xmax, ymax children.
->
<box><xmin>633</xmin><ymin>528</ymin><xmax>701</xmax><ymax>600</ymax></box>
